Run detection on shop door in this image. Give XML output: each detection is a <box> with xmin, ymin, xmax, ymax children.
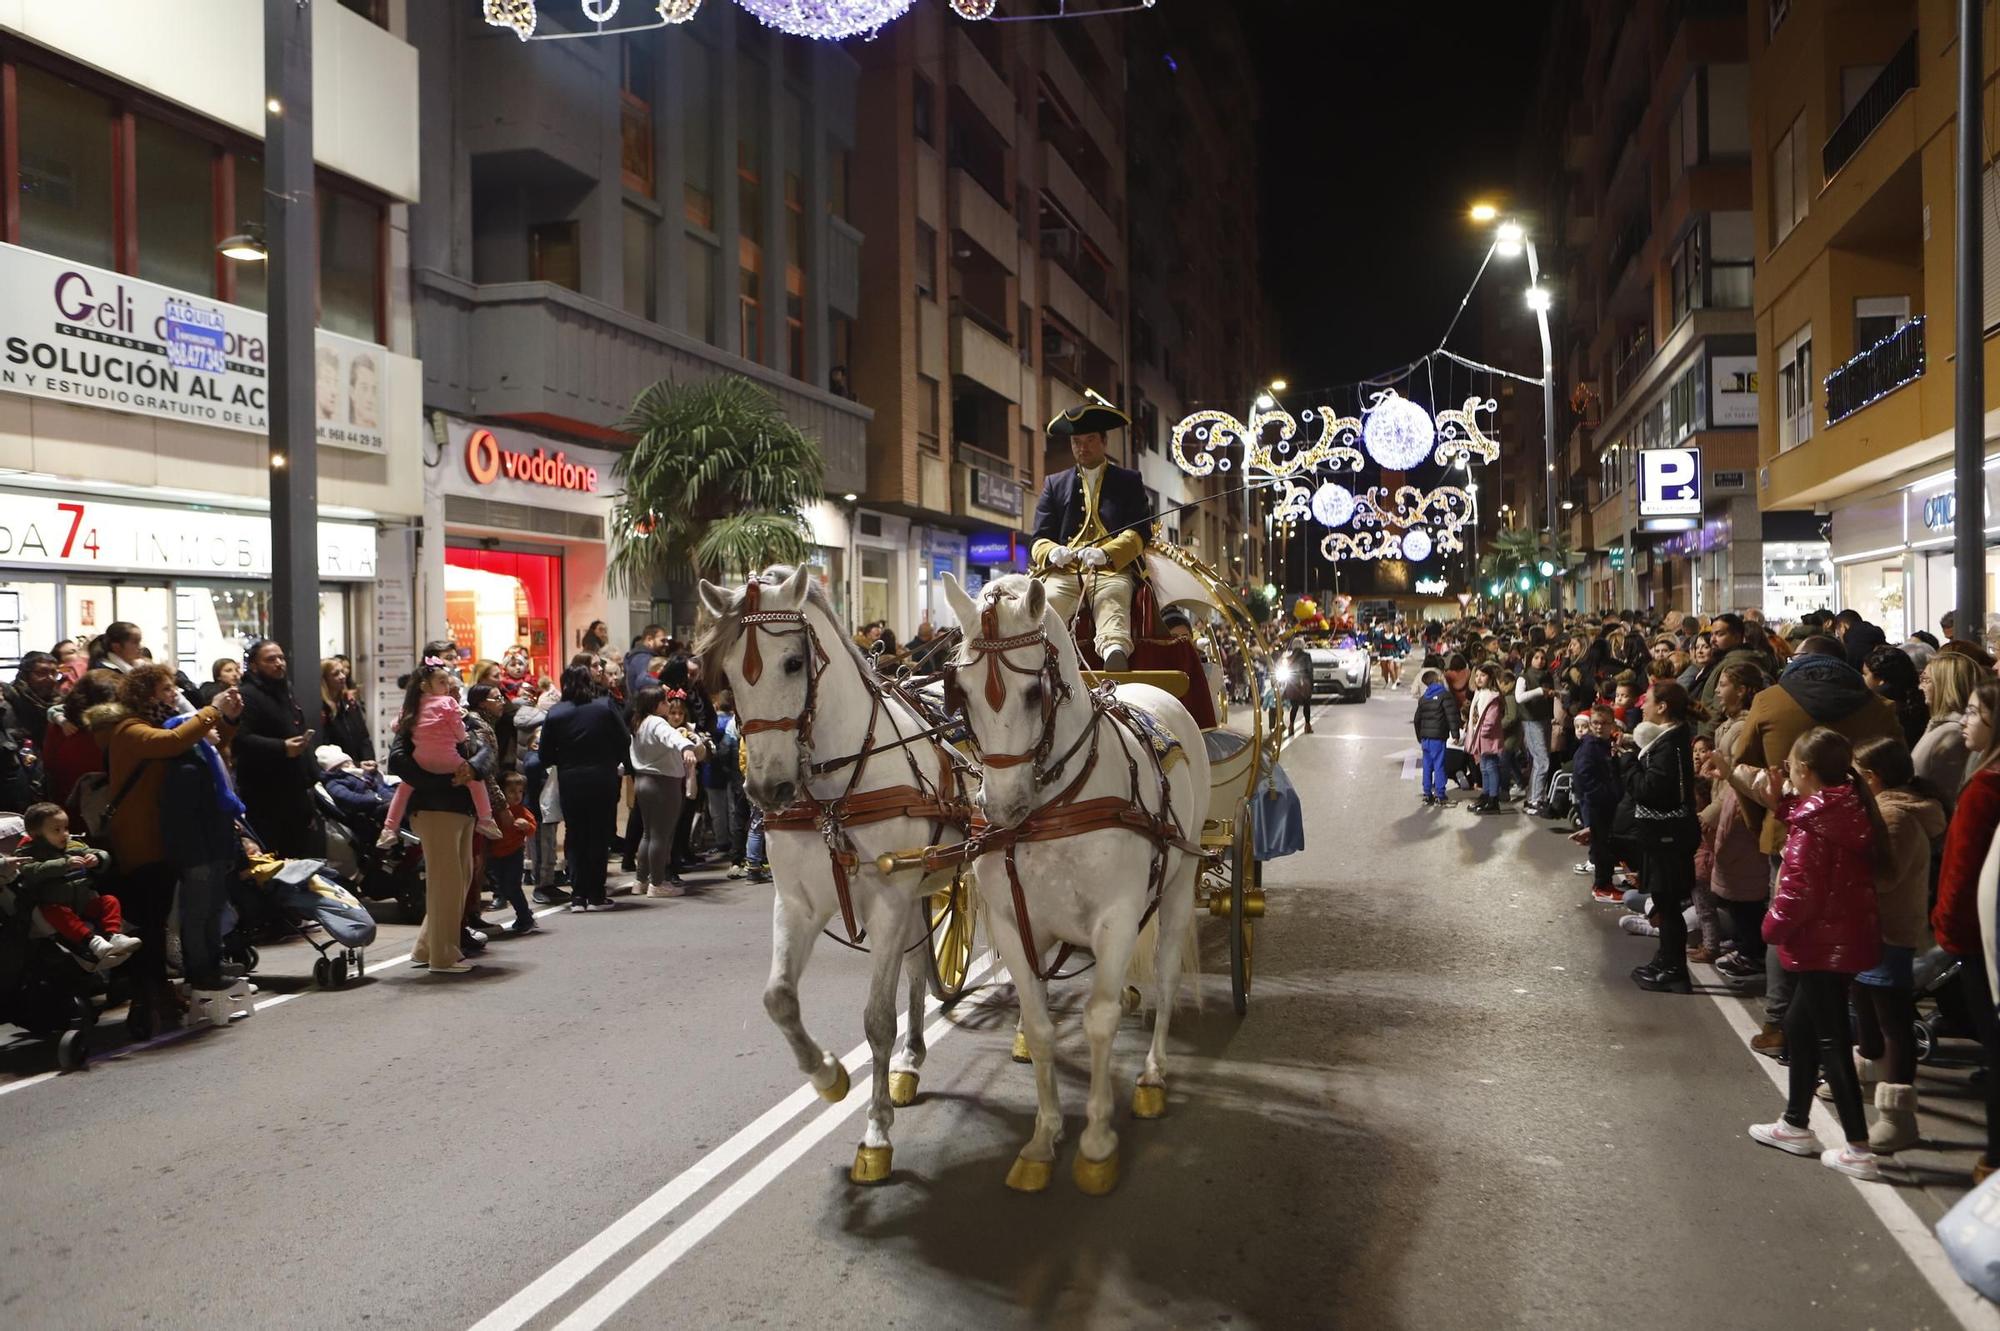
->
<box><xmin>0</xmin><ymin>580</ymin><xmax>59</xmax><ymax>671</ymax></box>
<box><xmin>444</xmin><ymin>545</ymin><xmax>563</xmax><ymax>683</ymax></box>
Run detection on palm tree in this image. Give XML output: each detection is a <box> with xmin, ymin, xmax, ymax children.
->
<box><xmin>1479</xmin><ymin>525</ymin><xmax>1576</xmax><ymax>605</ymax></box>
<box><xmin>607</xmin><ymin>375</ymin><xmax>826</xmax><ymax>592</ymax></box>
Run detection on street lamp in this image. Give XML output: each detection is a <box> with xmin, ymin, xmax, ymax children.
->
<box><xmin>1486</xmin><ymin>215</ymin><xmax>1559</xmax><ymax>608</ymax></box>
<box><xmin>1469</xmin><ymin>201</ymin><xmax>1499</xmax><ymax>224</ymax></box>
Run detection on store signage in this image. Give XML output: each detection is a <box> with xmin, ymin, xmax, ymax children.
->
<box><xmin>0</xmin><ymin>241</ymin><xmax>386</xmax><ymax>454</ymax></box>
<box><xmin>0</xmin><ymin>491</ymin><xmax>374</xmax><ymax>579</ymax></box>
<box><xmin>1414</xmin><ymin>576</ymin><xmax>1449</xmax><ymax>594</ymax></box>
<box><xmin>1608</xmin><ymin>546</ymin><xmax>1627</xmax><ymax>571</ymax></box>
<box><xmin>1711</xmin><ymin>469</ymin><xmax>1748</xmax><ymax>494</ymax></box>
<box><xmin>1711</xmin><ymin>355</ymin><xmax>1758</xmax><ymax>427</ymax></box>
<box><xmin>971</xmin><ymin>467</ymin><xmax>1022</xmax><ymax>517</ymax></box>
<box><xmin>1638</xmin><ymin>447</ymin><xmax>1702</xmax><ymax>517</ymax></box>
<box><xmin>967</xmin><ymin>530</ymin><xmax>1016</xmax><ymax>564</ymax></box>
<box><xmin>1924</xmin><ymin>492</ymin><xmax>1955</xmax><ymax>531</ymax></box>
<box><xmin>464</xmin><ymin>428</ymin><xmax>599</xmax><ymax>493</ymax></box>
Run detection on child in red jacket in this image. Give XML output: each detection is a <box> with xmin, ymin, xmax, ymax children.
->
<box><xmin>1932</xmin><ymin>679</ymin><xmax>2000</xmax><ymax>1183</ymax></box>
<box><xmin>486</xmin><ymin>771</ymin><xmax>539</xmax><ymax>936</ymax></box>
<box><xmin>1740</xmin><ymin>727</ymin><xmax>1888</xmax><ymax>1181</ymax></box>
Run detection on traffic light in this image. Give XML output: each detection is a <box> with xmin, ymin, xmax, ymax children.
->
<box><xmin>1516</xmin><ymin>572</ymin><xmax>1533</xmax><ymax>592</ymax></box>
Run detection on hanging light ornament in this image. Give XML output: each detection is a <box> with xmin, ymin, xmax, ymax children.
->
<box><xmin>1310</xmin><ymin>482</ymin><xmax>1356</xmax><ymax>529</ymax></box>
<box><xmin>658</xmin><ymin>0</ymin><xmax>703</xmax><ymax>17</ymax></box>
<box><xmin>485</xmin><ymin>0</ymin><xmax>538</xmax><ymax>38</ymax></box>
<box><xmin>734</xmin><ymin>0</ymin><xmax>917</xmax><ymax>38</ymax></box>
<box><xmin>1401</xmin><ymin>527</ymin><xmax>1434</xmax><ymax>563</ymax></box>
<box><xmin>1361</xmin><ymin>389</ymin><xmax>1436</xmax><ymax>471</ymax></box>
<box><xmin>949</xmin><ymin>0</ymin><xmax>997</xmax><ymax>15</ymax></box>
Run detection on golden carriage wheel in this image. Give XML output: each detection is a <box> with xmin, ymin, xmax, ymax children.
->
<box><xmin>924</xmin><ymin>877</ymin><xmax>977</xmax><ymax>1008</ymax></box>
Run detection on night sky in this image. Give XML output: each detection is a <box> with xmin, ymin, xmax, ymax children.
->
<box><xmin>1234</xmin><ymin>1</ymin><xmax>1551</xmax><ymax>400</ymax></box>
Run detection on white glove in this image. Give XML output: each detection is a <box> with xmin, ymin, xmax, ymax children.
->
<box><xmin>1079</xmin><ymin>546</ymin><xmax>1111</xmax><ymax>569</ymax></box>
<box><xmin>1047</xmin><ymin>546</ymin><xmax>1079</xmax><ymax>569</ymax></box>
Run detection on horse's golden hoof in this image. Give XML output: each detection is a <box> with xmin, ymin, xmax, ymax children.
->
<box><xmin>849</xmin><ymin>1144</ymin><xmax>892</xmax><ymax>1185</ymax></box>
<box><xmin>1072</xmin><ymin>1147</ymin><xmax>1120</xmax><ymax>1196</ymax></box>
<box><xmin>818</xmin><ymin>1061</ymin><xmax>850</xmax><ymax>1103</ymax></box>
<box><xmin>1121</xmin><ymin>985</ymin><xmax>1142</xmax><ymax>1016</ymax></box>
<box><xmin>1131</xmin><ymin>1083</ymin><xmax>1167</xmax><ymax>1119</ymax></box>
<box><xmin>1011</xmin><ymin>1030</ymin><xmax>1032</xmax><ymax>1063</ymax></box>
<box><xmin>888</xmin><ymin>1071</ymin><xmax>919</xmax><ymax>1106</ymax></box>
<box><xmin>1005</xmin><ymin>1154</ymin><xmax>1053</xmax><ymax>1192</ymax></box>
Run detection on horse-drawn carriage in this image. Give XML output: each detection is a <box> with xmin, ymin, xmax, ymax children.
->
<box><xmin>917</xmin><ymin>537</ymin><xmax>1287</xmax><ymax>1017</ymax></box>
<box><xmin>698</xmin><ymin>530</ymin><xmax>1300</xmax><ymax>1194</ymax></box>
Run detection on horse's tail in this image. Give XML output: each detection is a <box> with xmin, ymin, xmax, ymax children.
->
<box><xmin>1126</xmin><ymin>893</ymin><xmax>1203</xmax><ymax>1014</ymax></box>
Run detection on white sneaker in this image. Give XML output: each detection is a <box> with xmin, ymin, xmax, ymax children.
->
<box><xmin>85</xmin><ymin>935</ymin><xmax>119</xmax><ymax>966</ymax></box>
<box><xmin>1617</xmin><ymin>914</ymin><xmax>1656</xmax><ymax>936</ymax></box>
<box><xmin>105</xmin><ymin>933</ymin><xmax>143</xmax><ymax>958</ymax></box>
<box><xmin>429</xmin><ymin>961</ymin><xmax>473</xmax><ymax>974</ymax></box>
<box><xmin>1749</xmin><ymin>1119</ymin><xmax>1819</xmax><ymax>1157</ymax></box>
<box><xmin>475</xmin><ymin>819</ymin><xmax>504</xmax><ymax>840</ymax></box>
<box><xmin>1572</xmin><ymin>862</ymin><xmax>1592</xmax><ymax>875</ymax></box>
<box><xmin>1822</xmin><ymin>1145</ymin><xmax>1881</xmax><ymax>1180</ymax></box>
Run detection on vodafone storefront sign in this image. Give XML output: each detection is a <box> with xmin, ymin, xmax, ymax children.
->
<box><xmin>464</xmin><ymin>428</ymin><xmax>599</xmax><ymax>494</ymax></box>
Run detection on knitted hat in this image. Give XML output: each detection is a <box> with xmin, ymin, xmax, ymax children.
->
<box><xmin>316</xmin><ymin>744</ymin><xmax>354</xmax><ymax>772</ymax></box>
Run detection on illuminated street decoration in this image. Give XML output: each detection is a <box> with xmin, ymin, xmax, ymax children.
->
<box><xmin>1432</xmin><ymin>396</ymin><xmax>1500</xmax><ymax>468</ymax></box>
<box><xmin>1171</xmin><ymin>403</ymin><xmax>1363</xmax><ymax>482</ymax></box>
<box><xmin>484</xmin><ymin>0</ymin><xmax>997</xmax><ymax>39</ymax></box>
<box><xmin>1316</xmin><ymin>485</ymin><xmax>1470</xmax><ymax>563</ymax></box>
<box><xmin>1400</xmin><ymin>527</ymin><xmax>1433</xmax><ymax>562</ymax></box>
<box><xmin>1309</xmin><ymin>481</ymin><xmax>1356</xmax><ymax>529</ymax></box>
<box><xmin>1360</xmin><ymin>390</ymin><xmax>1435</xmax><ymax>470</ymax></box>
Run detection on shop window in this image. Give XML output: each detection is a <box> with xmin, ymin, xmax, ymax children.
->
<box><xmin>444</xmin><ymin>546</ymin><xmax>563</xmax><ymax>684</ymax></box>
<box><xmin>623</xmin><ymin>204</ymin><xmax>658</xmax><ymax>321</ymax></box>
<box><xmin>685</xmin><ymin>234</ymin><xmax>716</xmax><ymax>342</ymax></box>
<box><xmin>530</xmin><ymin>220</ymin><xmax>582</xmax><ymax>292</ymax></box>
<box><xmin>0</xmin><ymin>582</ymin><xmax>58</xmax><ymax>673</ymax></box>
<box><xmin>136</xmin><ymin>118</ymin><xmax>217</xmax><ymax>296</ymax></box>
<box><xmin>17</xmin><ymin>66</ymin><xmax>117</xmax><ymax>271</ymax></box>
<box><xmin>320</xmin><ymin>188</ymin><xmax>381</xmax><ymax>341</ymax></box>
<box><xmin>860</xmin><ymin>547</ymin><xmax>891</xmax><ymax>628</ymax></box>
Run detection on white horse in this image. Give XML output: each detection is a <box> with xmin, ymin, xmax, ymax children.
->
<box><xmin>697</xmin><ymin>566</ymin><xmax>969</xmax><ymax>1185</ymax></box>
<box><xmin>940</xmin><ymin>571</ymin><xmax>1210</xmax><ymax>1195</ymax></box>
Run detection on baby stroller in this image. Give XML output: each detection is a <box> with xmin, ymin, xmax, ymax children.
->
<box><xmin>1543</xmin><ymin>769</ymin><xmax>1575</xmax><ymax>822</ymax></box>
<box><xmin>0</xmin><ymin>816</ymin><xmax>108</xmax><ymax>1070</ymax></box>
<box><xmin>230</xmin><ymin>845</ymin><xmax>379</xmax><ymax>990</ymax></box>
<box><xmin>1913</xmin><ymin>946</ymin><xmax>1977</xmax><ymax>1064</ymax></box>
<box><xmin>315</xmin><ymin>784</ymin><xmax>426</xmax><ymax>921</ymax></box>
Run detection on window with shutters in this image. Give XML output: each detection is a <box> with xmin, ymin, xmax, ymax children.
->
<box><xmin>1771</xmin><ymin>112</ymin><xmax>1807</xmax><ymax>245</ymax></box>
<box><xmin>1777</xmin><ymin>326</ymin><xmax>1813</xmax><ymax>451</ymax></box>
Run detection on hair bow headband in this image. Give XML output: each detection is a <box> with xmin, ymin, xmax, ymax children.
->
<box><xmin>423</xmin><ymin>656</ymin><xmax>450</xmax><ymax>668</ymax></box>
<box><xmin>662</xmin><ymin>688</ymin><xmax>688</xmax><ymax>701</ymax></box>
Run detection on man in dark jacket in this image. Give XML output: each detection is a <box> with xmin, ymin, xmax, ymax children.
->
<box><xmin>624</xmin><ymin>625</ymin><xmax>666</xmax><ymax>701</ymax></box>
<box><xmin>1834</xmin><ymin>609</ymin><xmax>1887</xmax><ymax>672</ymax></box>
<box><xmin>6</xmin><ymin>651</ymin><xmax>60</xmax><ymax>750</ymax></box>
<box><xmin>1571</xmin><ymin>705</ymin><xmax>1622</xmax><ymax>900</ymax></box>
<box><xmin>1412</xmin><ymin>670</ymin><xmax>1459</xmax><ymax>806</ymax></box>
<box><xmin>233</xmin><ymin>639</ymin><xmax>322</xmax><ymax>857</ymax></box>
<box><xmin>1031</xmin><ymin>399</ymin><xmax>1152</xmax><ymax>670</ymax></box>
<box><xmin>1690</xmin><ymin>613</ymin><xmax>1774</xmax><ymax>734</ymax></box>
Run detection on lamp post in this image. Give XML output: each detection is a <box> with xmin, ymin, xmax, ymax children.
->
<box><xmin>1486</xmin><ymin>212</ymin><xmax>1561</xmax><ymax>610</ymax></box>
<box><xmin>1957</xmin><ymin>0</ymin><xmax>1985</xmax><ymax>646</ymax></box>
<box><xmin>265</xmin><ymin>0</ymin><xmax>319</xmax><ymax>669</ymax></box>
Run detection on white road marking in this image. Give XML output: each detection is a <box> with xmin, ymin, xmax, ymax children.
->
<box><xmin>1696</xmin><ymin>969</ymin><xmax>2000</xmax><ymax>1330</ymax></box>
<box><xmin>471</xmin><ymin>950</ymin><xmax>1000</xmax><ymax>1331</ymax></box>
<box><xmin>551</xmin><ymin>995</ymin><xmax>991</xmax><ymax>1331</ymax></box>
<box><xmin>0</xmin><ymin>899</ymin><xmax>573</xmax><ymax>1098</ymax></box>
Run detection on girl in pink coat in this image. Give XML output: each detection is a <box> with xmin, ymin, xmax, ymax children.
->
<box><xmin>379</xmin><ymin>660</ymin><xmax>502</xmax><ymax>846</ymax></box>
<box><xmin>1740</xmin><ymin>726</ymin><xmax>1889</xmax><ymax>1181</ymax></box>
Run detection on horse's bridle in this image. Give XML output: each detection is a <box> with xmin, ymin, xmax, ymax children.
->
<box><xmin>948</xmin><ymin>602</ymin><xmax>1088</xmax><ymax>787</ymax></box>
<box><xmin>732</xmin><ymin>579</ymin><xmax>830</xmax><ymax>758</ymax></box>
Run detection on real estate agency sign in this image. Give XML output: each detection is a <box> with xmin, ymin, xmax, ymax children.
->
<box><xmin>0</xmin><ymin>490</ymin><xmax>375</xmax><ymax>579</ymax></box>
<box><xmin>0</xmin><ymin>240</ymin><xmax>385</xmax><ymax>454</ymax></box>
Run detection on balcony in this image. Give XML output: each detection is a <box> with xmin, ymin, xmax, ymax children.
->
<box><xmin>413</xmin><ymin>269</ymin><xmax>869</xmax><ymax>496</ymax></box>
<box><xmin>952</xmin><ymin>26</ymin><xmax>1015</xmax><ymax>146</ymax></box>
<box><xmin>1824</xmin><ymin>315</ymin><xmax>1925</xmax><ymax>426</ymax></box>
<box><xmin>1039</xmin><ymin>257</ymin><xmax>1119</xmax><ymax>362</ymax></box>
<box><xmin>1040</xmin><ymin>142</ymin><xmax>1121</xmax><ymax>261</ymax></box>
<box><xmin>1611</xmin><ymin>336</ymin><xmax>1653</xmax><ymax>403</ymax></box>
<box><xmin>1037</xmin><ymin>26</ymin><xmax>1117</xmax><ymax>157</ymax></box>
<box><xmin>949</xmin><ymin>306</ymin><xmax>1021</xmax><ymax>403</ymax></box>
<box><xmin>1824</xmin><ymin>35</ymin><xmax>1917</xmax><ymax>182</ymax></box>
<box><xmin>950</xmin><ymin>168</ymin><xmax>1017</xmax><ymax>273</ymax></box>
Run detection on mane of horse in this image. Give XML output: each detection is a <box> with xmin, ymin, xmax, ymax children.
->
<box><xmin>695</xmin><ymin>565</ymin><xmax>872</xmax><ymax>686</ymax></box>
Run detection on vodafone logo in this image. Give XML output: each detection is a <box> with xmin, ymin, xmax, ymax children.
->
<box><xmin>464</xmin><ymin>428</ymin><xmax>599</xmax><ymax>493</ymax></box>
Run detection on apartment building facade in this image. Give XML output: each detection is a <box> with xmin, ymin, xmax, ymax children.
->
<box><xmin>848</xmin><ymin>2</ymin><xmax>1131</xmax><ymax>635</ymax></box>
<box><xmin>1750</xmin><ymin>0</ymin><xmax>1992</xmax><ymax>643</ymax></box>
<box><xmin>1126</xmin><ymin>11</ymin><xmax>1265</xmax><ymax>581</ymax></box>
<box><xmin>407</xmin><ymin>1</ymin><xmax>870</xmax><ymax>653</ymax></box>
<box><xmin>0</xmin><ymin>0</ymin><xmax>424</xmax><ymax>743</ymax></box>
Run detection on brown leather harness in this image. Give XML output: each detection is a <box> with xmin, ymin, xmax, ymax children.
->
<box><xmin>938</xmin><ymin>604</ymin><xmax>1209</xmax><ymax>981</ymax></box>
<box><xmin>729</xmin><ymin>577</ymin><xmax>971</xmax><ymax>948</ymax></box>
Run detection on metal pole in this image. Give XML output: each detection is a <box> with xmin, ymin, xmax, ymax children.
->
<box><xmin>1527</xmin><ymin>239</ymin><xmax>1558</xmax><ymax>609</ymax></box>
<box><xmin>267</xmin><ymin>0</ymin><xmax>319</xmax><ymax>673</ymax></box>
<box><xmin>1957</xmin><ymin>0</ymin><xmax>1986</xmax><ymax>646</ymax></box>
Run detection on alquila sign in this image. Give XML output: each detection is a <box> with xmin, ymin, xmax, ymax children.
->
<box><xmin>0</xmin><ymin>241</ymin><xmax>386</xmax><ymax>454</ymax></box>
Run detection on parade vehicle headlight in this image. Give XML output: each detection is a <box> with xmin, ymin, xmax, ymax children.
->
<box><xmin>1275</xmin><ymin>662</ymin><xmax>1294</xmax><ymax>684</ymax></box>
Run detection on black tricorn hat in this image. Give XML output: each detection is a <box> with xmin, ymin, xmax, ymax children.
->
<box><xmin>1046</xmin><ymin>401</ymin><xmax>1129</xmax><ymax>437</ymax></box>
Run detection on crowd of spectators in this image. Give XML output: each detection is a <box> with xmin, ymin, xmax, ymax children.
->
<box><xmin>0</xmin><ymin>616</ymin><xmax>758</xmax><ymax>1031</ymax></box>
<box><xmin>1392</xmin><ymin>604</ymin><xmax>2000</xmax><ymax>1186</ymax></box>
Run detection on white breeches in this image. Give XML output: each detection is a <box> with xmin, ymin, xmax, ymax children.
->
<box><xmin>1041</xmin><ymin>568</ymin><xmax>1137</xmax><ymax>658</ymax></box>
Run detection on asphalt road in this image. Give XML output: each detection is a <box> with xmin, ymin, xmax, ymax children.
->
<box><xmin>3</xmin><ymin>689</ymin><xmax>1997</xmax><ymax>1329</ymax></box>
